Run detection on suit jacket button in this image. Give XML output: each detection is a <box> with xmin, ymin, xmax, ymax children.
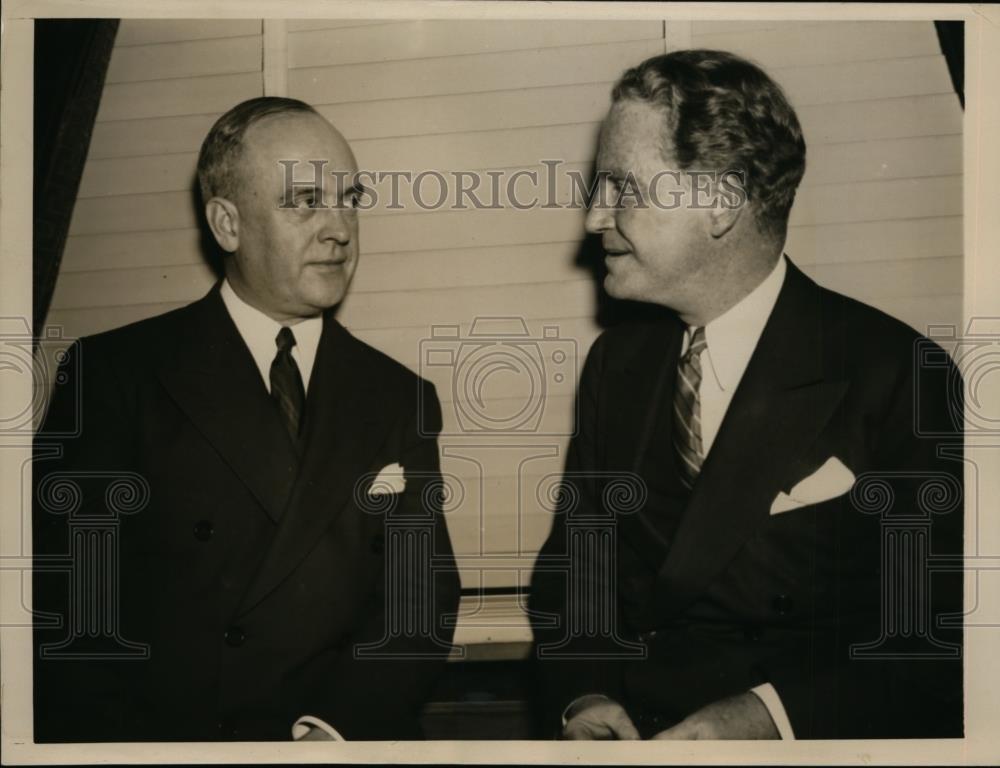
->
<box><xmin>370</xmin><ymin>534</ymin><xmax>384</xmax><ymax>555</ymax></box>
<box><xmin>224</xmin><ymin>626</ymin><xmax>246</xmax><ymax>647</ymax></box>
<box><xmin>772</xmin><ymin>594</ymin><xmax>794</xmax><ymax>615</ymax></box>
<box><xmin>743</xmin><ymin>625</ymin><xmax>762</xmax><ymax>642</ymax></box>
<box><xmin>194</xmin><ymin>520</ymin><xmax>214</xmax><ymax>541</ymax></box>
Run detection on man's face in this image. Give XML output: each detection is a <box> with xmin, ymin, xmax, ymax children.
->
<box><xmin>585</xmin><ymin>99</ymin><xmax>713</xmax><ymax>313</ymax></box>
<box><xmin>224</xmin><ymin>112</ymin><xmax>361</xmax><ymax>322</ymax></box>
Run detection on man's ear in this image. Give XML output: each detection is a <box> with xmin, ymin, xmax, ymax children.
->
<box><xmin>708</xmin><ymin>192</ymin><xmax>744</xmax><ymax>239</ymax></box>
<box><xmin>204</xmin><ymin>197</ymin><xmax>240</xmax><ymax>253</ymax></box>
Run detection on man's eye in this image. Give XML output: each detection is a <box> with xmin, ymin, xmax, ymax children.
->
<box><xmin>295</xmin><ymin>196</ymin><xmax>316</xmax><ymax>209</ymax></box>
<box><xmin>347</xmin><ymin>188</ymin><xmax>369</xmax><ymax>210</ymax></box>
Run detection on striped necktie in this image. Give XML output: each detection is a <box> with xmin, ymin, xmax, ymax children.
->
<box><xmin>270</xmin><ymin>326</ymin><xmax>306</xmax><ymax>445</ymax></box>
<box><xmin>673</xmin><ymin>326</ymin><xmax>708</xmax><ymax>488</ymax></box>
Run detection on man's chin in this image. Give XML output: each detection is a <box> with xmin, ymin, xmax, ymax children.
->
<box><xmin>603</xmin><ymin>274</ymin><xmax>634</xmax><ymax>302</ymax></box>
<box><xmin>303</xmin><ymin>277</ymin><xmax>353</xmax><ymax>313</ymax></box>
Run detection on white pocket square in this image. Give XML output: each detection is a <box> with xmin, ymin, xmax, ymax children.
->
<box><xmin>769</xmin><ymin>456</ymin><xmax>855</xmax><ymax>515</ymax></box>
<box><xmin>368</xmin><ymin>463</ymin><xmax>406</xmax><ymax>496</ymax></box>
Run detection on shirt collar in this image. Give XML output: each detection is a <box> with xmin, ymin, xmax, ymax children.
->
<box><xmin>688</xmin><ymin>256</ymin><xmax>787</xmax><ymax>392</ymax></box>
<box><xmin>219</xmin><ymin>279</ymin><xmax>324</xmax><ymax>389</ymax></box>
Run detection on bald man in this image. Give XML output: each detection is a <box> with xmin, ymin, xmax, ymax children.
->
<box><xmin>34</xmin><ymin>97</ymin><xmax>460</xmax><ymax>742</ymax></box>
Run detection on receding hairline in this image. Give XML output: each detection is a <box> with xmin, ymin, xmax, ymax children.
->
<box><xmin>209</xmin><ymin>110</ymin><xmax>356</xmax><ymax>204</ymax></box>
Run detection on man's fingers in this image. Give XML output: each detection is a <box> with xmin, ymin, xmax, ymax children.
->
<box><xmin>562</xmin><ymin>702</ymin><xmax>640</xmax><ymax>740</ymax></box>
<box><xmin>563</xmin><ymin>720</ymin><xmax>605</xmax><ymax>740</ymax></box>
<box><xmin>563</xmin><ymin>716</ymin><xmax>614</xmax><ymax>740</ymax></box>
<box><xmin>608</xmin><ymin>709</ymin><xmax>641</xmax><ymax>740</ymax></box>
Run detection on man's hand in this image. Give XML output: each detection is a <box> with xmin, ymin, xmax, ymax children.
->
<box><xmin>562</xmin><ymin>696</ymin><xmax>640</xmax><ymax>740</ymax></box>
<box><xmin>652</xmin><ymin>692</ymin><xmax>779</xmax><ymax>740</ymax></box>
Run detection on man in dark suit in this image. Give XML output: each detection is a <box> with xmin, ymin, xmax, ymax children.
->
<box><xmin>530</xmin><ymin>50</ymin><xmax>963</xmax><ymax>740</ymax></box>
<box><xmin>33</xmin><ymin>97</ymin><xmax>460</xmax><ymax>742</ymax></box>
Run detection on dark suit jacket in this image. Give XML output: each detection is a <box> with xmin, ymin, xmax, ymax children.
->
<box><xmin>33</xmin><ymin>286</ymin><xmax>461</xmax><ymax>742</ymax></box>
<box><xmin>530</xmin><ymin>258</ymin><xmax>963</xmax><ymax>739</ymax></box>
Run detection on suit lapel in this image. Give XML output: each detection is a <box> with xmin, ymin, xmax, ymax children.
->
<box><xmin>605</xmin><ymin>320</ymin><xmax>684</xmax><ymax>557</ymax></box>
<box><xmin>155</xmin><ymin>286</ymin><xmax>299</xmax><ymax>523</ymax></box>
<box><xmin>236</xmin><ymin>317</ymin><xmax>392</xmax><ymax>615</ymax></box>
<box><xmin>650</xmin><ymin>260</ymin><xmax>849</xmax><ymax>618</ymax></box>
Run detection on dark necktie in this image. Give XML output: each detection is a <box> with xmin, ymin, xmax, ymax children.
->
<box><xmin>673</xmin><ymin>326</ymin><xmax>708</xmax><ymax>488</ymax></box>
<box><xmin>270</xmin><ymin>326</ymin><xmax>306</xmax><ymax>444</ymax></box>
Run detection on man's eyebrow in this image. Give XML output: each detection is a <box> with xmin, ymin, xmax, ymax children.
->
<box><xmin>285</xmin><ymin>183</ymin><xmax>323</xmax><ymax>197</ymax></box>
<box><xmin>333</xmin><ymin>180</ymin><xmax>368</xmax><ymax>203</ymax></box>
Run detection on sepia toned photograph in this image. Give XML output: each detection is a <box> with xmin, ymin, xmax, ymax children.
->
<box><xmin>2</xmin><ymin>1</ymin><xmax>999</xmax><ymax>764</ymax></box>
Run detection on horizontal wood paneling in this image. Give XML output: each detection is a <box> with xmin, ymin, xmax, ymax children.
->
<box><xmin>692</xmin><ymin>20</ymin><xmax>939</xmax><ymax>69</ymax></box>
<box><xmin>286</xmin><ymin>19</ymin><xmax>405</xmax><ymax>32</ymax></box>
<box><xmin>798</xmin><ymin>94</ymin><xmax>962</xmax><ymax>145</ymax></box>
<box><xmin>68</xmin><ymin>190</ymin><xmax>199</xmax><ymax>235</ymax></box>
<box><xmin>287</xmin><ymin>20</ymin><xmax>662</xmax><ymax>69</ymax></box>
<box><xmin>775</xmin><ymin>55</ymin><xmax>954</xmax><ymax>106</ymax></box>
<box><xmin>105</xmin><ymin>35</ymin><xmax>262</xmax><ymax>84</ymax></box>
<box><xmin>88</xmin><ymin>113</ymin><xmax>219</xmax><ymax>160</ymax></box>
<box><xmin>114</xmin><ymin>18</ymin><xmax>262</xmax><ymax>47</ymax></box>
<box><xmin>786</xmin><ymin>216</ymin><xmax>962</xmax><ymax>265</ymax></box>
<box><xmin>316</xmin><ymin>82</ymin><xmax>615</xmax><ymax>141</ymax></box>
<box><xmin>790</xmin><ymin>175</ymin><xmax>961</xmax><ymax>226</ymax></box>
<box><xmin>288</xmin><ymin>38</ymin><xmax>666</xmax><ymax>105</ymax></box>
<box><xmin>95</xmin><ymin>71</ymin><xmax>263</xmax><ymax>123</ymax></box>
<box><xmin>61</xmin><ymin>229</ymin><xmax>207</xmax><ymax>273</ymax></box>
<box><xmin>336</xmin><ymin>280</ymin><xmax>596</xmax><ymax>333</ymax></box>
<box><xmin>78</xmin><ymin>152</ymin><xmax>199</xmax><ymax>199</ymax></box>
<box><xmin>689</xmin><ymin>20</ymin><xmax>827</xmax><ymax>36</ymax></box>
<box><xmin>801</xmin><ymin>135</ymin><xmax>962</xmax><ymax>187</ymax></box>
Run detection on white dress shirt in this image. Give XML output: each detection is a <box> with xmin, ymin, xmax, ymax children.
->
<box><xmin>683</xmin><ymin>254</ymin><xmax>786</xmax><ymax>455</ymax></box>
<box><xmin>219</xmin><ymin>279</ymin><xmax>342</xmax><ymax>741</ymax></box>
<box><xmin>681</xmin><ymin>255</ymin><xmax>795</xmax><ymax>739</ymax></box>
<box><xmin>219</xmin><ymin>279</ymin><xmax>323</xmax><ymax>393</ymax></box>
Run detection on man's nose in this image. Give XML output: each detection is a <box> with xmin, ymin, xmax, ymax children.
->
<box><xmin>585</xmin><ymin>199</ymin><xmax>614</xmax><ymax>235</ymax></box>
<box><xmin>319</xmin><ymin>206</ymin><xmax>352</xmax><ymax>245</ymax></box>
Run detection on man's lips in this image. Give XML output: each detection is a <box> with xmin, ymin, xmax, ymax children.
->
<box><xmin>604</xmin><ymin>249</ymin><xmax>630</xmax><ymax>259</ymax></box>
